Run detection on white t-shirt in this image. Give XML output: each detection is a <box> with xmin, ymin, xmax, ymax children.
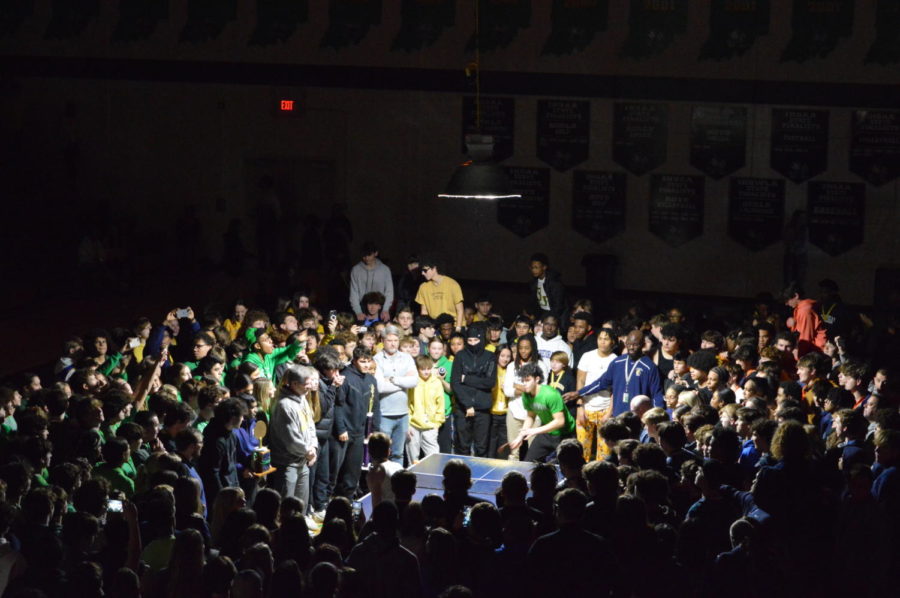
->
<box><xmin>577</xmin><ymin>351</ymin><xmax>617</xmax><ymax>410</ymax></box>
<box><xmin>536</xmin><ymin>278</ymin><xmax>550</xmax><ymax>311</ymax></box>
<box><xmin>504</xmin><ymin>360</ymin><xmax>549</xmax><ymax>421</ymax></box>
<box><xmin>378</xmin><ymin>460</ymin><xmax>404</xmax><ymax>502</ymax></box>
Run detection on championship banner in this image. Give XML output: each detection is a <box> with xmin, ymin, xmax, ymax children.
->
<box><xmin>45</xmin><ymin>0</ymin><xmax>99</xmax><ymax>40</ymax></box>
<box><xmin>770</xmin><ymin>108</ymin><xmax>828</xmax><ymax>183</ymax></box>
<box><xmin>392</xmin><ymin>0</ymin><xmax>455</xmax><ymax>52</ymax></box>
<box><xmin>179</xmin><ymin>0</ymin><xmax>237</xmax><ymax>43</ymax></box>
<box><xmin>620</xmin><ymin>0</ymin><xmax>688</xmax><ymax>59</ymax></box>
<box><xmin>849</xmin><ymin>110</ymin><xmax>900</xmax><ymax>187</ymax></box>
<box><xmin>113</xmin><ymin>0</ymin><xmax>169</xmax><ymax>43</ymax></box>
<box><xmin>728</xmin><ymin>178</ymin><xmax>785</xmax><ymax>251</ymax></box>
<box><xmin>0</xmin><ymin>0</ymin><xmax>33</xmax><ymax>37</ymax></box>
<box><xmin>572</xmin><ymin>170</ymin><xmax>627</xmax><ymax>243</ymax></box>
<box><xmin>542</xmin><ymin>0</ymin><xmax>608</xmax><ymax>56</ymax></box>
<box><xmin>649</xmin><ymin>174</ymin><xmax>705</xmax><ymax>247</ymax></box>
<box><xmin>250</xmin><ymin>0</ymin><xmax>308</xmax><ymax>46</ymax></box>
<box><xmin>320</xmin><ymin>0</ymin><xmax>382</xmax><ymax>50</ymax></box>
<box><xmin>780</xmin><ymin>0</ymin><xmax>853</xmax><ymax>63</ymax></box>
<box><xmin>466</xmin><ymin>0</ymin><xmax>531</xmax><ymax>52</ymax></box>
<box><xmin>498</xmin><ymin>167</ymin><xmax>550</xmax><ymax>238</ymax></box>
<box><xmin>613</xmin><ymin>102</ymin><xmax>668</xmax><ymax>176</ymax></box>
<box><xmin>865</xmin><ymin>0</ymin><xmax>900</xmax><ymax>65</ymax></box>
<box><xmin>699</xmin><ymin>0</ymin><xmax>770</xmax><ymax>60</ymax></box>
<box><xmin>807</xmin><ymin>182</ymin><xmax>865</xmax><ymax>257</ymax></box>
<box><xmin>462</xmin><ymin>96</ymin><xmax>514</xmax><ymax>162</ymax></box>
<box><xmin>536</xmin><ymin>100</ymin><xmax>590</xmax><ymax>172</ymax></box>
<box><xmin>690</xmin><ymin>105</ymin><xmax>747</xmax><ymax>179</ymax></box>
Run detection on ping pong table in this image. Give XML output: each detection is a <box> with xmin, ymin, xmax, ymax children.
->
<box><xmin>357</xmin><ymin>453</ymin><xmax>542</xmax><ymax>517</ymax></box>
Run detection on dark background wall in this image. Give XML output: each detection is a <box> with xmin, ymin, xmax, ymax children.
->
<box><xmin>2</xmin><ymin>0</ymin><xmax>899</xmax><ymax>309</ymax></box>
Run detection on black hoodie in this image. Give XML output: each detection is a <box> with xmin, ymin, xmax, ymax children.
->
<box><xmin>450</xmin><ymin>323</ymin><xmax>497</xmax><ymax>411</ymax></box>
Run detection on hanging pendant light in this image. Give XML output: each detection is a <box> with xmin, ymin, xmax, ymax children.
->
<box><xmin>438</xmin><ymin>134</ymin><xmax>521</xmax><ymax>199</ymax></box>
<box><xmin>438</xmin><ymin>1</ymin><xmax>520</xmax><ymax>201</ymax></box>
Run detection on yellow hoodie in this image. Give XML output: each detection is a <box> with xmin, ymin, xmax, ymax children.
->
<box><xmin>408</xmin><ymin>375</ymin><xmax>446</xmax><ymax>430</ymax></box>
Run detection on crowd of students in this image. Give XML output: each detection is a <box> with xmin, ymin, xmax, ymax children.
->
<box><xmin>0</xmin><ymin>244</ymin><xmax>897</xmax><ymax>597</ymax></box>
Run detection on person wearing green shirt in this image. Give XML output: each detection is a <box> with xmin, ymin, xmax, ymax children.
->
<box><xmin>93</xmin><ymin>437</ymin><xmax>136</xmax><ymax>498</ymax></box>
<box><xmin>510</xmin><ymin>362</ymin><xmax>575</xmax><ymax>462</ymax></box>
<box><xmin>90</xmin><ymin>330</ymin><xmax>140</xmax><ymax>381</ymax></box>
<box><xmin>429</xmin><ymin>336</ymin><xmax>456</xmax><ymax>453</ymax></box>
<box><xmin>242</xmin><ymin>328</ymin><xmax>304</xmax><ymax>383</ymax></box>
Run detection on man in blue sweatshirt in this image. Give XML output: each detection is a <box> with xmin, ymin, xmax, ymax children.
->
<box><xmin>565</xmin><ymin>329</ymin><xmax>664</xmax><ymax>417</ymax></box>
<box><xmin>333</xmin><ymin>347</ymin><xmax>380</xmax><ymax>499</ymax></box>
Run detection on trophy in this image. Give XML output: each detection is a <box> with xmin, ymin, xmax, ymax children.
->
<box><xmin>251</xmin><ymin>420</ymin><xmax>275</xmax><ymax>476</ymax></box>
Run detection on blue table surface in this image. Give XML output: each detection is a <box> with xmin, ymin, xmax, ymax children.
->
<box><xmin>357</xmin><ymin>453</ymin><xmax>552</xmax><ymax>518</ymax></box>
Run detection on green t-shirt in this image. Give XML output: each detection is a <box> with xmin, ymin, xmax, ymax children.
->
<box><xmin>522</xmin><ymin>384</ymin><xmax>575</xmax><ymax>437</ymax></box>
<box><xmin>122</xmin><ymin>458</ymin><xmax>138</xmax><ymax>480</ymax></box>
<box><xmin>94</xmin><ymin>463</ymin><xmax>136</xmax><ymax>498</ymax></box>
<box><xmin>141</xmin><ymin>536</ymin><xmax>176</xmax><ymax>572</ymax></box>
<box><xmin>242</xmin><ymin>340</ymin><xmax>303</xmax><ymax>383</ymax></box>
<box><xmin>437</xmin><ymin>356</ymin><xmax>453</xmax><ymax>417</ymax></box>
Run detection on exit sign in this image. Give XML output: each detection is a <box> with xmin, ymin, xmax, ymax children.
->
<box><xmin>275</xmin><ymin>98</ymin><xmax>302</xmax><ymax>117</ymax></box>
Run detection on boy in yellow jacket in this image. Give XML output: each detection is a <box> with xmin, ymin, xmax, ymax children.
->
<box><xmin>406</xmin><ymin>355</ymin><xmax>445</xmax><ymax>464</ymax></box>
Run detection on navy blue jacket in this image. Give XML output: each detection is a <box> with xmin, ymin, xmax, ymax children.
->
<box><xmin>316</xmin><ymin>378</ymin><xmax>337</xmax><ymax>443</ymax></box>
<box><xmin>197</xmin><ymin>418</ymin><xmax>239</xmax><ymax>505</ymax></box>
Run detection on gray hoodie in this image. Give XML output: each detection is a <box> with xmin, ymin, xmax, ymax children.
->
<box><xmin>268</xmin><ymin>392</ymin><xmax>319</xmax><ymax>465</ymax></box>
<box><xmin>349</xmin><ymin>258</ymin><xmax>394</xmax><ymax>313</ymax></box>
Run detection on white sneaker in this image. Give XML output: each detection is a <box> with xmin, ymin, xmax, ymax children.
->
<box><xmin>312</xmin><ymin>509</ymin><xmax>326</xmax><ymax>523</ymax></box>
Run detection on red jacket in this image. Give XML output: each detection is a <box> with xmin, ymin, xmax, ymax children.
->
<box><xmin>792</xmin><ymin>299</ymin><xmax>827</xmax><ymax>356</ymax></box>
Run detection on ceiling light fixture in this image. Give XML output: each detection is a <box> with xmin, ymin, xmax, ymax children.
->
<box><xmin>438</xmin><ymin>1</ymin><xmax>520</xmax><ymax>201</ymax></box>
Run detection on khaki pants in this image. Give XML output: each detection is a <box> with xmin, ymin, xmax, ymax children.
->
<box><xmin>506</xmin><ymin>410</ymin><xmax>524</xmax><ymax>462</ymax></box>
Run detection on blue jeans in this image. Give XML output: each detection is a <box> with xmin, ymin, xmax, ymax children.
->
<box><xmin>379</xmin><ymin>414</ymin><xmax>409</xmax><ymax>464</ymax></box>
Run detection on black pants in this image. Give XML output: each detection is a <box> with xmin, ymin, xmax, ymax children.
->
<box><xmin>525</xmin><ymin>433</ymin><xmax>562</xmax><ymax>463</ymax></box>
<box><xmin>453</xmin><ymin>407</ymin><xmax>490</xmax><ymax>457</ymax></box>
<box><xmin>308</xmin><ymin>437</ymin><xmax>331</xmax><ymax>512</ymax></box>
<box><xmin>326</xmin><ymin>436</ymin><xmax>344</xmax><ymax>499</ymax></box>
<box><xmin>240</xmin><ymin>474</ymin><xmax>259</xmax><ymax>507</ymax></box>
<box><xmin>488</xmin><ymin>413</ymin><xmax>508</xmax><ymax>459</ymax></box>
<box><xmin>334</xmin><ymin>434</ymin><xmax>366</xmax><ymax>499</ymax></box>
<box><xmin>438</xmin><ymin>418</ymin><xmax>453</xmax><ymax>453</ymax></box>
